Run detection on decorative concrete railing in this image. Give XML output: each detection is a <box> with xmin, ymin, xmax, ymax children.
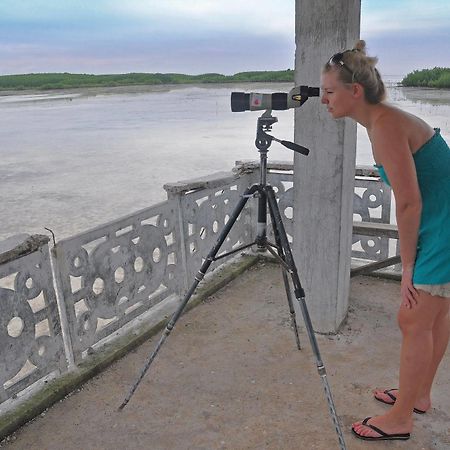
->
<box><xmin>54</xmin><ymin>171</ymin><xmax>256</xmax><ymax>365</ymax></box>
<box><xmin>0</xmin><ymin>162</ymin><xmax>396</xmax><ymax>414</ymax></box>
<box><xmin>0</xmin><ymin>235</ymin><xmax>67</xmax><ymax>405</ymax></box>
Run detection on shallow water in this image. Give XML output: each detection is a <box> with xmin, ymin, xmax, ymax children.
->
<box><xmin>0</xmin><ymin>82</ymin><xmax>449</xmax><ymax>241</ymax></box>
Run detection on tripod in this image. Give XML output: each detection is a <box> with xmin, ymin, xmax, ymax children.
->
<box><xmin>119</xmin><ymin>111</ymin><xmax>347</xmax><ymax>450</ymax></box>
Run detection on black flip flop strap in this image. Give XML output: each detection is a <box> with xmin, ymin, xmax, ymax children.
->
<box><xmin>384</xmin><ymin>389</ymin><xmax>397</xmax><ymax>402</ymax></box>
<box><xmin>362</xmin><ymin>417</ymin><xmax>388</xmax><ymax>437</ymax></box>
<box><xmin>383</xmin><ymin>390</ymin><xmax>425</xmax><ymax>414</ymax></box>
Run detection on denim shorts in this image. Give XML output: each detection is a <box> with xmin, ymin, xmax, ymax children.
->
<box><xmin>414</xmin><ymin>282</ymin><xmax>450</xmax><ymax>298</ymax></box>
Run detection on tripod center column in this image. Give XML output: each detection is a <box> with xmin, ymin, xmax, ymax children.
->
<box><xmin>293</xmin><ymin>0</ymin><xmax>361</xmax><ymax>332</ymax></box>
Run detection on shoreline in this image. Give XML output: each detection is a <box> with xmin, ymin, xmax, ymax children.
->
<box><xmin>0</xmin><ymin>81</ymin><xmax>297</xmax><ymax>99</ymax></box>
<box><xmin>1</xmin><ymin>67</ymin><xmax>449</xmax><ymax>92</ymax></box>
<box><xmin>2</xmin><ymin>82</ymin><xmax>450</xmax><ymax>99</ymax></box>
<box><xmin>2</xmin><ymin>83</ymin><xmax>450</xmax><ymax>106</ymax></box>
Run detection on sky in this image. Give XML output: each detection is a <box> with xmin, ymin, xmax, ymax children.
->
<box><xmin>0</xmin><ymin>0</ymin><xmax>449</xmax><ymax>78</ymax></box>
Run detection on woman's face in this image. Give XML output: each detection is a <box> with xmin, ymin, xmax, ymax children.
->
<box><xmin>320</xmin><ymin>69</ymin><xmax>354</xmax><ymax>119</ymax></box>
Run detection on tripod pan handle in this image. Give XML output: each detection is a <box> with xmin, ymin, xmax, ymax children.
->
<box><xmin>280</xmin><ymin>140</ymin><xmax>310</xmax><ymax>156</ymax></box>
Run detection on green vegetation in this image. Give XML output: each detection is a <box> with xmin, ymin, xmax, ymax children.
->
<box><xmin>401</xmin><ymin>67</ymin><xmax>450</xmax><ymax>88</ymax></box>
<box><xmin>3</xmin><ymin>68</ymin><xmax>450</xmax><ymax>91</ymax></box>
<box><xmin>0</xmin><ymin>70</ymin><xmax>295</xmax><ymax>91</ymax></box>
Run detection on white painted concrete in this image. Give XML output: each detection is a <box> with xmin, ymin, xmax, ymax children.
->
<box><xmin>293</xmin><ymin>0</ymin><xmax>361</xmax><ymax>332</ymax></box>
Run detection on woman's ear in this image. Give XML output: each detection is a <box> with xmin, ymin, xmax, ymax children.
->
<box><xmin>352</xmin><ymin>83</ymin><xmax>364</xmax><ymax>99</ymax></box>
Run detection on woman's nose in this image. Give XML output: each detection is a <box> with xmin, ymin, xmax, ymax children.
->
<box><xmin>321</xmin><ymin>95</ymin><xmax>328</xmax><ymax>104</ymax></box>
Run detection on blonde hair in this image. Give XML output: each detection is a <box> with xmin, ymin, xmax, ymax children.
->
<box><xmin>324</xmin><ymin>40</ymin><xmax>386</xmax><ymax>104</ymax></box>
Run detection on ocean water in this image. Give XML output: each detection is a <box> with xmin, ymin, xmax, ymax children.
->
<box><xmin>1</xmin><ymin>82</ymin><xmax>449</xmax><ymax>241</ymax></box>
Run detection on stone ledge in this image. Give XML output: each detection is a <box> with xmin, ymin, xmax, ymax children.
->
<box><xmin>163</xmin><ymin>171</ymin><xmax>238</xmax><ymax>195</ymax></box>
<box><xmin>233</xmin><ymin>160</ymin><xmax>294</xmax><ymax>174</ymax></box>
<box><xmin>0</xmin><ymin>234</ymin><xmax>50</xmax><ymax>266</ymax></box>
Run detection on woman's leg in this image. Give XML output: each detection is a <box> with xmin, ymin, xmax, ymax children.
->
<box><xmin>374</xmin><ymin>294</ymin><xmax>449</xmax><ymax>412</ymax></box>
<box><xmin>416</xmin><ymin>295</ymin><xmax>449</xmax><ymax>403</ymax></box>
<box><xmin>353</xmin><ymin>291</ymin><xmax>449</xmax><ymax>438</ymax></box>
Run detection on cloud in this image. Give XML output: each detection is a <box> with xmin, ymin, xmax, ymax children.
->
<box><xmin>0</xmin><ymin>1</ymin><xmax>448</xmax><ymax>76</ymax></box>
<box><xmin>0</xmin><ymin>0</ymin><xmax>296</xmax><ymax>75</ymax></box>
<box><xmin>0</xmin><ymin>0</ymin><xmax>295</xmax><ymax>37</ymax></box>
<box><xmin>0</xmin><ymin>30</ymin><xmax>294</xmax><ymax>75</ymax></box>
<box><xmin>361</xmin><ymin>0</ymin><xmax>450</xmax><ymax>35</ymax></box>
<box><xmin>365</xmin><ymin>29</ymin><xmax>449</xmax><ymax>76</ymax></box>
<box><xmin>109</xmin><ymin>0</ymin><xmax>294</xmax><ymax>35</ymax></box>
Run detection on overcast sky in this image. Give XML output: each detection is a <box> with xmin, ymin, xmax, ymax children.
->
<box><xmin>0</xmin><ymin>0</ymin><xmax>449</xmax><ymax>78</ymax></box>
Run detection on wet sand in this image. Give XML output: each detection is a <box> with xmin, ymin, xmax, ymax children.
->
<box><xmin>0</xmin><ymin>83</ymin><xmax>449</xmax><ymax>243</ymax></box>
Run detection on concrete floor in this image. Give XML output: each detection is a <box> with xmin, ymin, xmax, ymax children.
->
<box><xmin>1</xmin><ymin>262</ymin><xmax>449</xmax><ymax>450</ymax></box>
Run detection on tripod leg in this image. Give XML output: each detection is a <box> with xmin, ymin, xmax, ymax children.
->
<box><xmin>118</xmin><ymin>185</ymin><xmax>257</xmax><ymax>410</ymax></box>
<box><xmin>266</xmin><ymin>202</ymin><xmax>301</xmax><ymax>350</ymax></box>
<box><xmin>266</xmin><ymin>186</ymin><xmax>347</xmax><ymax>450</ymax></box>
<box><xmin>281</xmin><ymin>268</ymin><xmax>301</xmax><ymax>349</ymax></box>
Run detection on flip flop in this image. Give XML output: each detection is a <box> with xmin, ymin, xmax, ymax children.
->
<box><xmin>374</xmin><ymin>388</ymin><xmax>427</xmax><ymax>414</ymax></box>
<box><xmin>352</xmin><ymin>417</ymin><xmax>411</xmax><ymax>441</ymax></box>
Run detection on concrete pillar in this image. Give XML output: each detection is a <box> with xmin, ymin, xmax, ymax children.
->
<box><xmin>293</xmin><ymin>0</ymin><xmax>361</xmax><ymax>332</ymax></box>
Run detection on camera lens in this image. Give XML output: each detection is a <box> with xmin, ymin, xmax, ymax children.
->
<box><xmin>231</xmin><ymin>92</ymin><xmax>250</xmax><ymax>112</ymax></box>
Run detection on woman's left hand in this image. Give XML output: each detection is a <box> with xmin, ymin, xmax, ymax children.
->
<box><xmin>401</xmin><ymin>267</ymin><xmax>419</xmax><ymax>308</ymax></box>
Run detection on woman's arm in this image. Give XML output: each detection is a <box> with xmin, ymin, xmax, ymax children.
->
<box><xmin>371</xmin><ymin>119</ymin><xmax>422</xmax><ymax>307</ymax></box>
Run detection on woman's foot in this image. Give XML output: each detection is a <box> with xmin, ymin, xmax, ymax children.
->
<box><xmin>352</xmin><ymin>413</ymin><xmax>413</xmax><ymax>440</ymax></box>
<box><xmin>373</xmin><ymin>388</ymin><xmax>431</xmax><ymax>414</ymax></box>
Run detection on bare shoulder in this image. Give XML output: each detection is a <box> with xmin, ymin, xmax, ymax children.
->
<box><xmin>370</xmin><ymin>108</ymin><xmax>409</xmax><ymax>163</ymax></box>
<box><xmin>371</xmin><ymin>105</ymin><xmax>407</xmax><ymax>139</ymax></box>
<box><xmin>369</xmin><ymin>106</ymin><xmax>422</xmax><ymax>201</ymax></box>
<box><xmin>370</xmin><ymin>104</ymin><xmax>433</xmax><ymax>161</ymax></box>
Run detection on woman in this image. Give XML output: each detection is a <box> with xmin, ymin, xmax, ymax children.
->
<box><xmin>321</xmin><ymin>40</ymin><xmax>450</xmax><ymax>442</ymax></box>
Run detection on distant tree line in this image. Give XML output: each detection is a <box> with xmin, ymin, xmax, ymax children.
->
<box><xmin>2</xmin><ymin>68</ymin><xmax>448</xmax><ymax>91</ymax></box>
<box><xmin>0</xmin><ymin>70</ymin><xmax>295</xmax><ymax>91</ymax></box>
<box><xmin>401</xmin><ymin>67</ymin><xmax>450</xmax><ymax>88</ymax></box>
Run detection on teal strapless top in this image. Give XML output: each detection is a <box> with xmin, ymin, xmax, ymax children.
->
<box><xmin>374</xmin><ymin>128</ymin><xmax>450</xmax><ymax>284</ymax></box>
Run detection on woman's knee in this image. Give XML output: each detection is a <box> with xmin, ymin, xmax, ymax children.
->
<box><xmin>397</xmin><ymin>305</ymin><xmax>433</xmax><ymax>334</ymax></box>
<box><xmin>397</xmin><ymin>294</ymin><xmax>447</xmax><ymax>333</ymax></box>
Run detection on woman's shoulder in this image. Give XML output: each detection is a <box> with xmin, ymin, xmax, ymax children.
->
<box><xmin>372</xmin><ymin>104</ymin><xmax>434</xmax><ymax>150</ymax></box>
<box><xmin>373</xmin><ymin>104</ymin><xmax>434</xmax><ymax>134</ymax></box>
<box><xmin>375</xmin><ymin>103</ymin><xmax>409</xmax><ymax>126</ymax></box>
<box><xmin>370</xmin><ymin>106</ymin><xmax>406</xmax><ymax>141</ymax></box>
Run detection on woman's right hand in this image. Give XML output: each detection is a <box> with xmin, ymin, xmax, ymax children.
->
<box><xmin>401</xmin><ymin>266</ymin><xmax>419</xmax><ymax>309</ymax></box>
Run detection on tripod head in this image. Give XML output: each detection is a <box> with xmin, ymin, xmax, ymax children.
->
<box><xmin>256</xmin><ymin>110</ymin><xmax>309</xmax><ymax>156</ymax></box>
<box><xmin>253</xmin><ymin>110</ymin><xmax>309</xmax><ymax>187</ymax></box>
<box><xmin>230</xmin><ymin>87</ymin><xmax>314</xmax><ymax>156</ymax></box>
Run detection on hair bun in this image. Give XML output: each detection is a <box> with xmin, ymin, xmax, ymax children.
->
<box><xmin>353</xmin><ymin>40</ymin><xmax>366</xmax><ymax>54</ymax></box>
